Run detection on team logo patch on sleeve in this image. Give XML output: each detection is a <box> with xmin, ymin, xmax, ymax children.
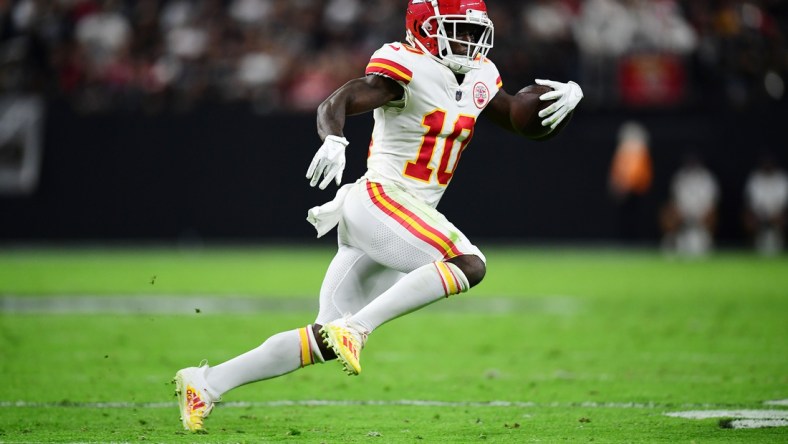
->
<box><xmin>473</xmin><ymin>82</ymin><xmax>490</xmax><ymax>108</ymax></box>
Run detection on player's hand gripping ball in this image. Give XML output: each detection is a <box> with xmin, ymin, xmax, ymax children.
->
<box><xmin>509</xmin><ymin>84</ymin><xmax>555</xmax><ymax>139</ymax></box>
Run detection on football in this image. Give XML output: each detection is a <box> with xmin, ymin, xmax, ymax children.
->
<box><xmin>510</xmin><ymin>84</ymin><xmax>555</xmax><ymax>139</ymax></box>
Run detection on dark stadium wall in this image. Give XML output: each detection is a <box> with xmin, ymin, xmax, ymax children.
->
<box><xmin>0</xmin><ymin>101</ymin><xmax>785</xmax><ymax>245</ymax></box>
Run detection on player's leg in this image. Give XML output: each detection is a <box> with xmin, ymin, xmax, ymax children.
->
<box><xmin>348</xmin><ymin>180</ymin><xmax>487</xmax><ymax>330</ymax></box>
<box><xmin>197</xmin><ymin>244</ymin><xmax>397</xmax><ymax>392</ymax></box>
<box><xmin>320</xmin><ymin>180</ymin><xmax>486</xmax><ymax>374</ymax></box>
<box><xmin>201</xmin><ymin>324</ymin><xmax>328</xmax><ymax>392</ymax></box>
<box><xmin>174</xmin><ymin>322</ymin><xmax>327</xmax><ymax>431</ymax></box>
<box><xmin>313</xmin><ymin>242</ymin><xmax>405</xmax><ymax>374</ymax></box>
<box><xmin>314</xmin><ymin>243</ymin><xmax>406</xmax><ymax>326</ymax></box>
<box><xmin>174</xmin><ymin>243</ymin><xmax>402</xmax><ymax>430</ymax></box>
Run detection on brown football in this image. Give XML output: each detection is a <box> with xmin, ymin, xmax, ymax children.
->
<box><xmin>510</xmin><ymin>84</ymin><xmax>554</xmax><ymax>139</ymax></box>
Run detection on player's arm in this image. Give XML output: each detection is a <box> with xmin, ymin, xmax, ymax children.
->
<box><xmin>483</xmin><ymin>90</ymin><xmax>573</xmax><ymax>141</ymax></box>
<box><xmin>307</xmin><ymin>75</ymin><xmax>404</xmax><ymax>189</ymax></box>
<box><xmin>483</xmin><ymin>79</ymin><xmax>582</xmax><ymax>141</ymax></box>
<box><xmin>481</xmin><ymin>89</ymin><xmax>519</xmax><ymax>134</ymax></box>
<box><xmin>316</xmin><ymin>75</ymin><xmax>404</xmax><ymax>140</ymax></box>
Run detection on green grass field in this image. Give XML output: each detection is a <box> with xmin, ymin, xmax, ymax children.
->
<box><xmin>1</xmin><ymin>246</ymin><xmax>786</xmax><ymax>443</ymax></box>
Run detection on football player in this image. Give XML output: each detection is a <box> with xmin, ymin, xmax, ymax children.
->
<box><xmin>174</xmin><ymin>0</ymin><xmax>583</xmax><ymax>431</ymax></box>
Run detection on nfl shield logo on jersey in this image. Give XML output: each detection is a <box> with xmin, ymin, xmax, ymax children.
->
<box><xmin>473</xmin><ymin>82</ymin><xmax>490</xmax><ymax>108</ymax></box>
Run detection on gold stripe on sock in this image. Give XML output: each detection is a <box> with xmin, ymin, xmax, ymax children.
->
<box><xmin>435</xmin><ymin>261</ymin><xmax>459</xmax><ymax>296</ymax></box>
<box><xmin>298</xmin><ymin>327</ymin><xmax>313</xmax><ymax>367</ymax></box>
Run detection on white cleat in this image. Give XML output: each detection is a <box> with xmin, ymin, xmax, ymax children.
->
<box><xmin>173</xmin><ymin>361</ymin><xmax>218</xmax><ymax>432</ymax></box>
<box><xmin>320</xmin><ymin>317</ymin><xmax>368</xmax><ymax>375</ymax></box>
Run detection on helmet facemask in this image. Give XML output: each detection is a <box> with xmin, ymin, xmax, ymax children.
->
<box><xmin>431</xmin><ymin>12</ymin><xmax>494</xmax><ymax>74</ymax></box>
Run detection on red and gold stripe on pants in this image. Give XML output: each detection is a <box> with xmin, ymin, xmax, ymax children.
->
<box><xmin>366</xmin><ymin>181</ymin><xmax>463</xmax><ymax>259</ymax></box>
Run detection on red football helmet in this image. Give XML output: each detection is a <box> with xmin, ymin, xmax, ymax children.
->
<box><xmin>405</xmin><ymin>0</ymin><xmax>494</xmax><ymax>74</ymax></box>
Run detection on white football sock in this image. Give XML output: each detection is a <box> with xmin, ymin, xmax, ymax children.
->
<box><xmin>203</xmin><ymin>326</ymin><xmax>324</xmax><ymax>397</ymax></box>
<box><xmin>350</xmin><ymin>261</ymin><xmax>469</xmax><ymax>333</ymax></box>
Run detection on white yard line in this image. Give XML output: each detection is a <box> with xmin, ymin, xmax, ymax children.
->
<box><xmin>665</xmin><ymin>410</ymin><xmax>788</xmax><ymax>420</ymax></box>
<box><xmin>0</xmin><ymin>295</ymin><xmax>582</xmax><ymax>315</ymax></box>
<box><xmin>726</xmin><ymin>419</ymin><xmax>788</xmax><ymax>429</ymax></box>
<box><xmin>0</xmin><ymin>295</ymin><xmax>315</xmax><ymax>315</ymax></box>
<box><xmin>664</xmin><ymin>404</ymin><xmax>788</xmax><ymax>429</ymax></box>
<box><xmin>0</xmin><ymin>399</ymin><xmax>778</xmax><ymax>410</ymax></box>
<box><xmin>5</xmin><ymin>399</ymin><xmax>785</xmax><ymax>429</ymax></box>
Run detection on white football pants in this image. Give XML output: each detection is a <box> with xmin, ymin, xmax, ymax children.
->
<box><xmin>314</xmin><ymin>180</ymin><xmax>485</xmax><ymax>324</ymax></box>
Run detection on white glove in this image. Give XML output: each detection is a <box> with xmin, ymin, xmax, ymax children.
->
<box><xmin>535</xmin><ymin>79</ymin><xmax>583</xmax><ymax>130</ymax></box>
<box><xmin>306</xmin><ymin>135</ymin><xmax>349</xmax><ymax>190</ymax></box>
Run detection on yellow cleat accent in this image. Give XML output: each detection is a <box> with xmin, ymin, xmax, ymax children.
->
<box><xmin>320</xmin><ymin>319</ymin><xmax>367</xmax><ymax>376</ymax></box>
<box><xmin>173</xmin><ymin>363</ymin><xmax>216</xmax><ymax>432</ymax></box>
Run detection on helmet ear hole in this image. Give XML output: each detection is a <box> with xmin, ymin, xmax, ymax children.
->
<box><xmin>415</xmin><ymin>20</ymin><xmax>428</xmax><ymax>38</ymax></box>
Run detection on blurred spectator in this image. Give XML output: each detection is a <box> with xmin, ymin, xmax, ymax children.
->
<box><xmin>234</xmin><ymin>30</ymin><xmax>287</xmax><ymax>112</ymax></box>
<box><xmin>524</xmin><ymin>0</ymin><xmax>575</xmax><ymax>42</ymax></box>
<box><xmin>284</xmin><ymin>47</ymin><xmax>358</xmax><ymax>112</ymax></box>
<box><xmin>74</xmin><ymin>0</ymin><xmax>131</xmax><ymax>72</ymax></box>
<box><xmin>743</xmin><ymin>154</ymin><xmax>788</xmax><ymax>255</ymax></box>
<box><xmin>519</xmin><ymin>0</ymin><xmax>578</xmax><ymax>82</ymax></box>
<box><xmin>0</xmin><ymin>94</ymin><xmax>44</xmax><ymax>195</ymax></box>
<box><xmin>685</xmin><ymin>0</ymin><xmax>787</xmax><ymax>107</ymax></box>
<box><xmin>228</xmin><ymin>0</ymin><xmax>271</xmax><ymax>27</ymax></box>
<box><xmin>608</xmin><ymin>121</ymin><xmax>653</xmax><ymax>241</ymax></box>
<box><xmin>573</xmin><ymin>0</ymin><xmax>697</xmax><ymax>106</ymax></box>
<box><xmin>660</xmin><ymin>153</ymin><xmax>720</xmax><ymax>256</ymax></box>
<box><xmin>0</xmin><ymin>0</ymin><xmax>784</xmax><ymax>113</ymax></box>
<box><xmin>0</xmin><ymin>0</ymin><xmax>48</xmax><ymax>194</ymax></box>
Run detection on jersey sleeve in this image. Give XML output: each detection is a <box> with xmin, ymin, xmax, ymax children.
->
<box><xmin>483</xmin><ymin>57</ymin><xmax>503</xmax><ymax>96</ymax></box>
<box><xmin>365</xmin><ymin>43</ymin><xmax>414</xmax><ymax>86</ymax></box>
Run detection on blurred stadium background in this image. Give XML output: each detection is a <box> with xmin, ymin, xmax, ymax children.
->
<box><xmin>1</xmin><ymin>2</ymin><xmax>787</xmax><ymax>441</ymax></box>
<box><xmin>0</xmin><ymin>0</ymin><xmax>786</xmax><ymax>250</ymax></box>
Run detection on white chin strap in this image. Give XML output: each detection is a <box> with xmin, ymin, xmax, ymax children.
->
<box><xmin>443</xmin><ymin>55</ymin><xmax>473</xmax><ymax>74</ymax></box>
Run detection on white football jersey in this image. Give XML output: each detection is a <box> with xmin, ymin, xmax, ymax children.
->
<box><xmin>746</xmin><ymin>170</ymin><xmax>788</xmax><ymax>219</ymax></box>
<box><xmin>364</xmin><ymin>41</ymin><xmax>502</xmax><ymax>208</ymax></box>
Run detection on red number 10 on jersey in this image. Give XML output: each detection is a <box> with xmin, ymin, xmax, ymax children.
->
<box><xmin>403</xmin><ymin>110</ymin><xmax>475</xmax><ymax>186</ymax></box>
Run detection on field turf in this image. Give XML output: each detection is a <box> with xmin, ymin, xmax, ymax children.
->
<box><xmin>0</xmin><ymin>246</ymin><xmax>786</xmax><ymax>443</ymax></box>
